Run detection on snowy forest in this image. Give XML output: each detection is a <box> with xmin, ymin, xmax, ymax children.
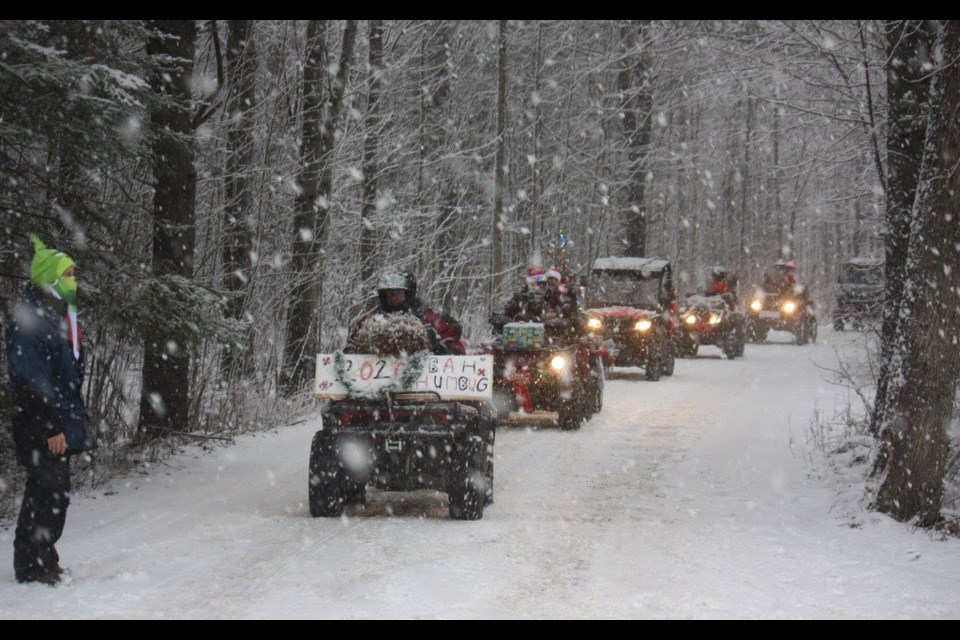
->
<box><xmin>0</xmin><ymin>20</ymin><xmax>958</xmax><ymax>531</ymax></box>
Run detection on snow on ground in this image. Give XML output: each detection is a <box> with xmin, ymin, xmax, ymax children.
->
<box><xmin>1</xmin><ymin>328</ymin><xmax>957</xmax><ymax>619</ymax></box>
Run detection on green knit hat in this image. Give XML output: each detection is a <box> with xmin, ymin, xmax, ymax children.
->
<box><xmin>29</xmin><ymin>234</ymin><xmax>74</xmax><ymax>289</ymax></box>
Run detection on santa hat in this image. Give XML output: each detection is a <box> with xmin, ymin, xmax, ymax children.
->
<box><xmin>526</xmin><ymin>265</ymin><xmax>545</xmax><ymax>277</ymax></box>
<box><xmin>545</xmin><ymin>268</ymin><xmax>562</xmax><ymax>282</ymax></box>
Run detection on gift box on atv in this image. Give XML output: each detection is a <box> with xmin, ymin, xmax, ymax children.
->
<box><xmin>502</xmin><ymin>322</ymin><xmax>546</xmax><ymax>349</ymax></box>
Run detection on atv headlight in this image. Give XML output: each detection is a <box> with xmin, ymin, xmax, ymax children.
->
<box><xmin>587</xmin><ymin>317</ymin><xmax>603</xmax><ymax>331</ymax></box>
<box><xmin>550</xmin><ymin>355</ymin><xmax>567</xmax><ymax>371</ymax></box>
<box><xmin>635</xmin><ymin>319</ymin><xmax>652</xmax><ymax>332</ymax></box>
<box><xmin>782</xmin><ymin>300</ymin><xmax>797</xmax><ymax>314</ymax></box>
<box><xmin>708</xmin><ymin>313</ymin><xmax>722</xmax><ymax>325</ymax></box>
<box><xmin>750</xmin><ymin>299</ymin><xmax>762</xmax><ymax>312</ymax></box>
<box><xmin>684</xmin><ymin>314</ymin><xmax>697</xmax><ymax>326</ymax></box>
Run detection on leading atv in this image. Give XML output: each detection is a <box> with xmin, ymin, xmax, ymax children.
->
<box><xmin>486</xmin><ymin>316</ymin><xmax>604</xmax><ymax>431</ymax></box>
<box><xmin>746</xmin><ymin>287</ymin><xmax>817</xmax><ymax>345</ymax></box>
<box><xmin>677</xmin><ymin>293</ymin><xmax>746</xmax><ymax>359</ymax></box>
<box><xmin>310</xmin><ymin>351</ymin><xmax>495</xmax><ymax>520</ymax></box>
<box><xmin>747</xmin><ymin>260</ymin><xmax>818</xmax><ymax>345</ymax></box>
<box><xmin>581</xmin><ymin>257</ymin><xmax>677</xmax><ymax>381</ymax></box>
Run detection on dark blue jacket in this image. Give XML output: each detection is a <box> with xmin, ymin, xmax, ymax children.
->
<box><xmin>5</xmin><ymin>284</ymin><xmax>92</xmax><ymax>461</ymax></box>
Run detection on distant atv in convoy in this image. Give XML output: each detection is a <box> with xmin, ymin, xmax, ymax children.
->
<box><xmin>677</xmin><ymin>293</ymin><xmax>746</xmax><ymax>359</ymax></box>
<box><xmin>834</xmin><ymin>256</ymin><xmax>884</xmax><ymax>331</ymax></box>
<box><xmin>747</xmin><ymin>285</ymin><xmax>817</xmax><ymax>345</ymax></box>
<box><xmin>486</xmin><ymin>318</ymin><xmax>605</xmax><ymax>431</ymax></box>
<box><xmin>582</xmin><ymin>257</ymin><xmax>677</xmax><ymax>381</ymax></box>
<box><xmin>310</xmin><ymin>352</ymin><xmax>495</xmax><ymax>520</ymax></box>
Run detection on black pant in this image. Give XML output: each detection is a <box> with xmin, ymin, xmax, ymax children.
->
<box><xmin>14</xmin><ymin>450</ymin><xmax>70</xmax><ymax>582</ymax></box>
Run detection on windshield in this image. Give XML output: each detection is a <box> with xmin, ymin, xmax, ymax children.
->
<box><xmin>587</xmin><ymin>270</ymin><xmax>662</xmax><ymax>308</ymax></box>
<box><xmin>841</xmin><ymin>264</ymin><xmax>884</xmax><ymax>286</ymax></box>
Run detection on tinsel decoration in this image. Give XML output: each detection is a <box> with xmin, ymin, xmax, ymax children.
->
<box><xmin>546</xmin><ymin>224</ymin><xmax>579</xmax><ymax>288</ymax></box>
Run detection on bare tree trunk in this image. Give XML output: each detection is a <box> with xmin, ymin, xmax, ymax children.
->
<box><xmin>530</xmin><ymin>22</ymin><xmax>544</xmax><ymax>261</ymax></box>
<box><xmin>49</xmin><ymin>21</ymin><xmax>100</xmax><ymax>241</ymax></box>
<box><xmin>871</xmin><ymin>20</ymin><xmax>937</xmax><ymax>436</ymax></box>
<box><xmin>491</xmin><ymin>20</ymin><xmax>507</xmax><ymax>297</ymax></box>
<box><xmin>414</xmin><ymin>22</ymin><xmax>459</xmax><ymax>312</ymax></box>
<box><xmin>282</xmin><ymin>20</ymin><xmax>357</xmax><ymax>394</ymax></box>
<box><xmin>139</xmin><ymin>20</ymin><xmax>197</xmax><ymax>437</ymax></box>
<box><xmin>740</xmin><ymin>87</ymin><xmax>753</xmax><ymax>269</ymax></box>
<box><xmin>874</xmin><ymin>20</ymin><xmax>960</xmax><ymax>526</ymax></box>
<box><xmin>618</xmin><ymin>20</ymin><xmax>652</xmax><ymax>257</ymax></box>
<box><xmin>772</xmin><ymin>89</ymin><xmax>782</xmax><ymax>264</ymax></box>
<box><xmin>221</xmin><ymin>19</ymin><xmax>257</xmax><ymax>379</ymax></box>
<box><xmin>359</xmin><ymin>20</ymin><xmax>383</xmax><ymax>290</ymax></box>
<box><xmin>282</xmin><ymin>20</ymin><xmax>327</xmax><ymax>394</ymax></box>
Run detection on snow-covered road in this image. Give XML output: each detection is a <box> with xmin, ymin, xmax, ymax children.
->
<box><xmin>2</xmin><ymin>329</ymin><xmax>958</xmax><ymax>619</ymax></box>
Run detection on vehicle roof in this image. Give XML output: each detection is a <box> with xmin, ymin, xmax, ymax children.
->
<box><xmin>846</xmin><ymin>256</ymin><xmax>884</xmax><ymax>267</ymax></box>
<box><xmin>592</xmin><ymin>256</ymin><xmax>670</xmax><ymax>273</ymax></box>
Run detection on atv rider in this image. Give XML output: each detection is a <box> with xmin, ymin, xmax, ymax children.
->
<box><xmin>762</xmin><ymin>259</ymin><xmax>813</xmax><ymax>312</ymax></box>
<box><xmin>543</xmin><ymin>268</ymin><xmax>584</xmax><ymax>336</ymax></box>
<box><xmin>705</xmin><ymin>265</ymin><xmax>731</xmax><ymax>297</ymax></box>
<box><xmin>511</xmin><ymin>289</ymin><xmax>556</xmax><ymax>323</ymax></box>
<box><xmin>492</xmin><ymin>266</ymin><xmax>558</xmax><ymax>331</ymax></box>
<box><xmin>501</xmin><ymin>266</ymin><xmax>547</xmax><ymax>319</ymax></box>
<box><xmin>345</xmin><ymin>267</ymin><xmax>466</xmax><ymax>355</ymax></box>
<box><xmin>762</xmin><ymin>259</ymin><xmax>800</xmax><ymax>296</ymax></box>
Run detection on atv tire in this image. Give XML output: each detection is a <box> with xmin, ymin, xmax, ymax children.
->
<box><xmin>747</xmin><ymin>322</ymin><xmax>768</xmax><ymax>344</ymax></box>
<box><xmin>558</xmin><ymin>393</ymin><xmax>583</xmax><ymax>430</ymax></box>
<box><xmin>722</xmin><ymin>330</ymin><xmax>739</xmax><ymax>359</ymax></box>
<box><xmin>309</xmin><ymin>434</ymin><xmax>344</xmax><ymax>518</ymax></box>
<box><xmin>734</xmin><ymin>323</ymin><xmax>746</xmax><ymax>357</ymax></box>
<box><xmin>661</xmin><ymin>343</ymin><xmax>675</xmax><ymax>376</ymax></box>
<box><xmin>492</xmin><ymin>388</ymin><xmax>514</xmax><ymax>420</ymax></box>
<box><xmin>645</xmin><ymin>335</ymin><xmax>663</xmax><ymax>381</ymax></box>
<box><xmin>591</xmin><ymin>359</ymin><xmax>605</xmax><ymax>415</ymax></box>
<box><xmin>448</xmin><ymin>438</ymin><xmax>486</xmax><ymax>520</ymax></box>
<box><xmin>482</xmin><ymin>419</ymin><xmax>496</xmax><ymax>506</ymax></box>
<box><xmin>341</xmin><ymin>480</ymin><xmax>367</xmax><ymax>506</ymax></box>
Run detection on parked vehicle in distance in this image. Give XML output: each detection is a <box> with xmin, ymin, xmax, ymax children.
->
<box><xmin>834</xmin><ymin>256</ymin><xmax>884</xmax><ymax>331</ymax></box>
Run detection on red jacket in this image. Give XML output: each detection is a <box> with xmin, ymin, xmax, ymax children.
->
<box><xmin>705</xmin><ymin>280</ymin><xmax>730</xmax><ymax>296</ymax></box>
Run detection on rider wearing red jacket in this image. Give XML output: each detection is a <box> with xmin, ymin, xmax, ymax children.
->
<box><xmin>705</xmin><ymin>265</ymin><xmax>731</xmax><ymax>297</ymax></box>
<box><xmin>345</xmin><ymin>267</ymin><xmax>466</xmax><ymax>355</ymax></box>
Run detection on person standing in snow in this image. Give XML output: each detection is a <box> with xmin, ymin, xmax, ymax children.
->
<box><xmin>344</xmin><ymin>267</ymin><xmax>466</xmax><ymax>356</ymax></box>
<box><xmin>6</xmin><ymin>235</ymin><xmax>93</xmax><ymax>585</ymax></box>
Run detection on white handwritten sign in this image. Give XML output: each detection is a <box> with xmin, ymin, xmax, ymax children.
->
<box><xmin>314</xmin><ymin>353</ymin><xmax>493</xmax><ymax>400</ymax></box>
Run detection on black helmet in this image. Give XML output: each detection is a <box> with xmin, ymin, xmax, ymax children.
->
<box><xmin>377</xmin><ymin>267</ymin><xmax>417</xmax><ymax>313</ymax></box>
<box><xmin>525</xmin><ymin>289</ymin><xmax>546</xmax><ymax>313</ymax></box>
